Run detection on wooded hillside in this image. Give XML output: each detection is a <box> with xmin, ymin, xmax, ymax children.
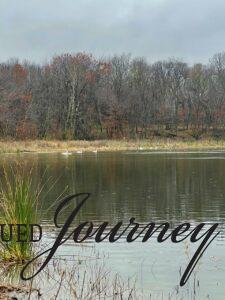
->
<box><xmin>1</xmin><ymin>52</ymin><xmax>225</xmax><ymax>140</ymax></box>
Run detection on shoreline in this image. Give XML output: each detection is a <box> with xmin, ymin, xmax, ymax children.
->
<box><xmin>1</xmin><ymin>139</ymin><xmax>225</xmax><ymax>154</ymax></box>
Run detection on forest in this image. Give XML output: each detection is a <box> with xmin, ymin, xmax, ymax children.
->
<box><xmin>1</xmin><ymin>52</ymin><xmax>225</xmax><ymax>140</ymax></box>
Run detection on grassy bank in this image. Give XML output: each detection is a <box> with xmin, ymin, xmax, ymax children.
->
<box><xmin>1</xmin><ymin>139</ymin><xmax>225</xmax><ymax>154</ymax></box>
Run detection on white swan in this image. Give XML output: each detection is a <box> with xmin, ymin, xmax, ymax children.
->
<box><xmin>76</xmin><ymin>150</ymin><xmax>83</xmax><ymax>154</ymax></box>
<box><xmin>61</xmin><ymin>150</ymin><xmax>72</xmax><ymax>156</ymax></box>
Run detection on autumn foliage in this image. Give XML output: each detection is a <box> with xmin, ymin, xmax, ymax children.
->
<box><xmin>1</xmin><ymin>52</ymin><xmax>225</xmax><ymax>140</ymax></box>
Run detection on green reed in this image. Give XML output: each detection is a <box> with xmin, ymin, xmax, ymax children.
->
<box><xmin>0</xmin><ymin>165</ymin><xmax>42</xmax><ymax>263</ymax></box>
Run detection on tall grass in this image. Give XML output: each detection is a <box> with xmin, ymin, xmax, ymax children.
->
<box><xmin>0</xmin><ymin>165</ymin><xmax>42</xmax><ymax>263</ymax></box>
<box><xmin>1</xmin><ymin>138</ymin><xmax>225</xmax><ymax>154</ymax></box>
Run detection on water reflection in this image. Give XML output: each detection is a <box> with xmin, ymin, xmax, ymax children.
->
<box><xmin>0</xmin><ymin>152</ymin><xmax>225</xmax><ymax>298</ymax></box>
<box><xmin>1</xmin><ymin>152</ymin><xmax>225</xmax><ymax>224</ymax></box>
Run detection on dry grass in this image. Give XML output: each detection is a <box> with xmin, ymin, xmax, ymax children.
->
<box><xmin>1</xmin><ymin>138</ymin><xmax>225</xmax><ymax>154</ymax></box>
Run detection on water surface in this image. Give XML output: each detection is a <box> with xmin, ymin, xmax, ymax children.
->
<box><xmin>1</xmin><ymin>151</ymin><xmax>225</xmax><ymax>299</ymax></box>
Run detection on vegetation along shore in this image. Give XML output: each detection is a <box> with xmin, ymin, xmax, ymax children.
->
<box><xmin>1</xmin><ymin>138</ymin><xmax>225</xmax><ymax>154</ymax></box>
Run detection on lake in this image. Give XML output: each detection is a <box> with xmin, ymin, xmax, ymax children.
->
<box><xmin>1</xmin><ymin>151</ymin><xmax>225</xmax><ymax>299</ymax></box>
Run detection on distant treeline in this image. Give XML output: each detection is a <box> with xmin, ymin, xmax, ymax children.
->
<box><xmin>1</xmin><ymin>52</ymin><xmax>225</xmax><ymax>140</ymax></box>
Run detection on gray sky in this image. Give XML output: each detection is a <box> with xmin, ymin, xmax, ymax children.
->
<box><xmin>1</xmin><ymin>0</ymin><xmax>225</xmax><ymax>64</ymax></box>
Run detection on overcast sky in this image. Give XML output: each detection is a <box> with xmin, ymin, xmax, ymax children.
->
<box><xmin>1</xmin><ymin>0</ymin><xmax>225</xmax><ymax>64</ymax></box>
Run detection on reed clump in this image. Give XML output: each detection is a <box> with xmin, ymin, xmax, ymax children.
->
<box><xmin>0</xmin><ymin>165</ymin><xmax>41</xmax><ymax>263</ymax></box>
